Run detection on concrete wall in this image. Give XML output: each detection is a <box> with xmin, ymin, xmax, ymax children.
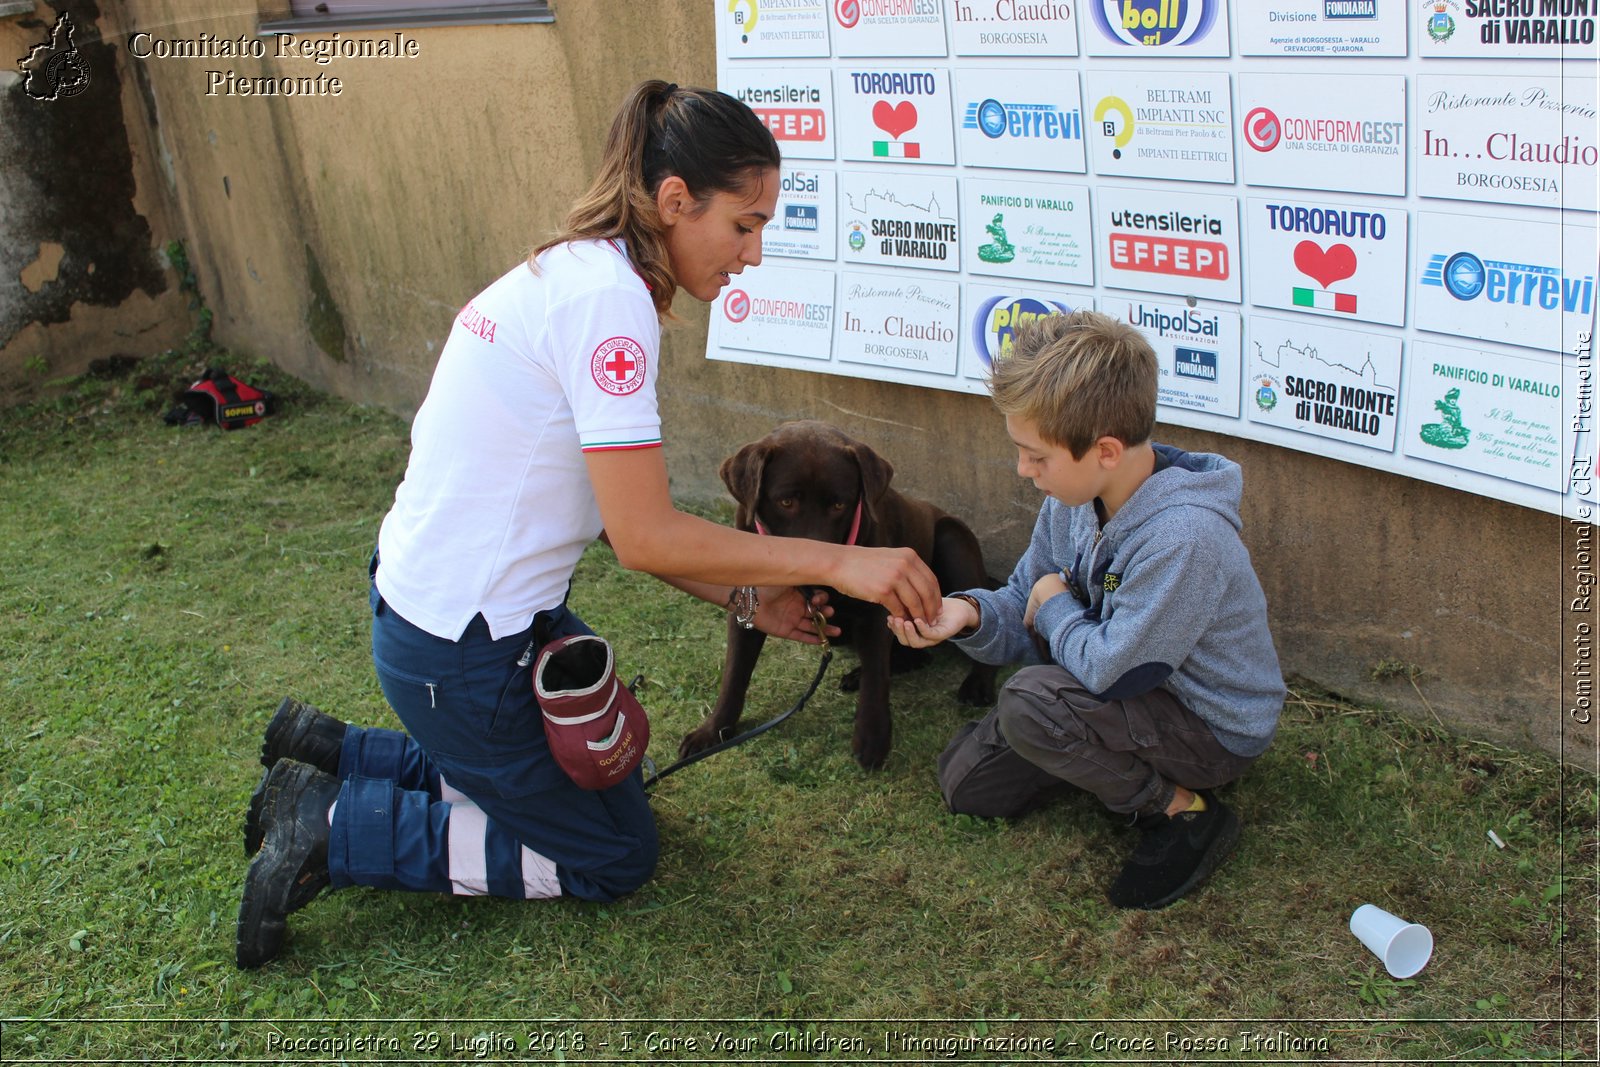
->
<box><xmin>2</xmin><ymin>0</ymin><xmax>1585</xmax><ymax>763</ymax></box>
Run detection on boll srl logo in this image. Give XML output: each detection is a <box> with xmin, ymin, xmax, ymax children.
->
<box><xmin>964</xmin><ymin>98</ymin><xmax>1083</xmax><ymax>141</ymax></box>
<box><xmin>1091</xmin><ymin>0</ymin><xmax>1221</xmax><ymax>46</ymax></box>
<box><xmin>972</xmin><ymin>295</ymin><xmax>1075</xmax><ymax>367</ymax></box>
<box><xmin>1421</xmin><ymin>249</ymin><xmax>1594</xmax><ymax>314</ymax></box>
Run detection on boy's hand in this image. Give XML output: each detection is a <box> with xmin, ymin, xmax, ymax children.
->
<box><xmin>1024</xmin><ymin>571</ymin><xmax>1070</xmax><ymax>630</ymax></box>
<box><xmin>887</xmin><ymin>595</ymin><xmax>978</xmax><ymax>648</ymax></box>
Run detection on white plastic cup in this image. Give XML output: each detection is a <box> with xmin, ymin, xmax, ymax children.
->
<box><xmin>1349</xmin><ymin>904</ymin><xmax>1434</xmax><ymax>979</ymax></box>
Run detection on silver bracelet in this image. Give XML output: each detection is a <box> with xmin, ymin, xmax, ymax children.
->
<box><xmin>728</xmin><ymin>585</ymin><xmax>758</xmax><ymax>629</ymax></box>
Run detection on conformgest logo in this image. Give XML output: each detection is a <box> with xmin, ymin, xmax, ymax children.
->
<box><xmin>1421</xmin><ymin>250</ymin><xmax>1595</xmax><ymax>313</ymax></box>
<box><xmin>1090</xmin><ymin>0</ymin><xmax>1221</xmax><ymax>47</ymax></box>
<box><xmin>1245</xmin><ymin>106</ymin><xmax>1402</xmax><ymax>153</ymax></box>
<box><xmin>973</xmin><ymin>295</ymin><xmax>1074</xmax><ymax>365</ymax></box>
<box><xmin>963</xmin><ymin>98</ymin><xmax>1082</xmax><ymax>141</ymax></box>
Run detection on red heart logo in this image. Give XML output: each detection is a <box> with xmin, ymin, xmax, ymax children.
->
<box><xmin>872</xmin><ymin>100</ymin><xmax>918</xmax><ymax>141</ymax></box>
<box><xmin>1293</xmin><ymin>240</ymin><xmax>1358</xmax><ymax>289</ymax></box>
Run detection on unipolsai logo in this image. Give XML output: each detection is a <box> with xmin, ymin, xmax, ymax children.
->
<box><xmin>19</xmin><ymin>12</ymin><xmax>90</xmax><ymax>101</ymax></box>
<box><xmin>1091</xmin><ymin>0</ymin><xmax>1221</xmax><ymax>46</ymax></box>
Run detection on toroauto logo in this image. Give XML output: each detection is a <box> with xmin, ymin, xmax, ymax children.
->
<box><xmin>723</xmin><ymin>289</ymin><xmax>751</xmax><ymax>323</ymax></box>
<box><xmin>1090</xmin><ymin>0</ymin><xmax>1221</xmax><ymax>47</ymax></box>
<box><xmin>1244</xmin><ymin>107</ymin><xmax>1281</xmax><ymax>152</ymax></box>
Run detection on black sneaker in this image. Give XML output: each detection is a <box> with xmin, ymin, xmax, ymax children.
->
<box><xmin>245</xmin><ymin>699</ymin><xmax>346</xmax><ymax>856</ymax></box>
<box><xmin>1106</xmin><ymin>790</ymin><xmax>1240</xmax><ymax>910</ymax></box>
<box><xmin>236</xmin><ymin>760</ymin><xmax>341</xmax><ymax>969</ymax></box>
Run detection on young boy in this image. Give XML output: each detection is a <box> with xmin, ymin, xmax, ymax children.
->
<box><xmin>890</xmin><ymin>310</ymin><xmax>1285</xmax><ymax>910</ymax></box>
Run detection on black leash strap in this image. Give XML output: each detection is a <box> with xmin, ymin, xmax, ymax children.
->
<box><xmin>642</xmin><ymin>632</ymin><xmax>832</xmax><ymax>791</ymax></box>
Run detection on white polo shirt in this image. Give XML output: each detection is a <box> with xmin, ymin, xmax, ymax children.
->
<box><xmin>376</xmin><ymin>240</ymin><xmax>662</xmax><ymax>641</ymax></box>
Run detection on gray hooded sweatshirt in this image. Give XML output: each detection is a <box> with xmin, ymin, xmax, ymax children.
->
<box><xmin>956</xmin><ymin>443</ymin><xmax>1286</xmax><ymax>757</ymax></box>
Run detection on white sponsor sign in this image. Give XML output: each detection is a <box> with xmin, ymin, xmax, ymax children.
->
<box><xmin>834</xmin><ymin>67</ymin><xmax>957</xmax><ymax>164</ymax></box>
<box><xmin>960</xmin><ymin>178</ymin><xmax>1093</xmax><ymax>286</ymax></box>
<box><xmin>1084</xmin><ymin>70</ymin><xmax>1235</xmax><ymax>184</ymax></box>
<box><xmin>954</xmin><ymin>68</ymin><xmax>1087</xmax><ymax>173</ymax></box>
<box><xmin>1236</xmin><ymin>0</ymin><xmax>1407</xmax><ymax>55</ymax></box>
<box><xmin>1246</xmin><ymin>197</ymin><xmax>1408</xmax><ymax>326</ymax></box>
<box><xmin>1082</xmin><ymin>0</ymin><xmax>1233</xmax><ymax>56</ymax></box>
<box><xmin>714</xmin><ymin>264</ymin><xmax>837</xmax><ymax>361</ymax></box>
<box><xmin>830</xmin><ymin>0</ymin><xmax>949</xmax><ymax>56</ymax></box>
<box><xmin>1412</xmin><ymin>0</ymin><xmax>1599</xmax><ymax>58</ymax></box>
<box><xmin>1096</xmin><ymin>185</ymin><xmax>1241</xmax><ymax>302</ymax></box>
<box><xmin>1415</xmin><ymin>211</ymin><xmax>1598</xmax><ymax>355</ymax></box>
<box><xmin>722</xmin><ymin>66</ymin><xmax>835</xmax><ymax>160</ymax></box>
<box><xmin>836</xmin><ymin>271</ymin><xmax>962</xmax><ymax>375</ymax></box>
<box><xmin>717</xmin><ymin>0</ymin><xmax>832</xmax><ymax>57</ymax></box>
<box><xmin>1245</xmin><ymin>314</ymin><xmax>1402</xmax><ymax>451</ymax></box>
<box><xmin>766</xmin><ymin>168</ymin><xmax>838</xmax><ymax>261</ymax></box>
<box><xmin>962</xmin><ymin>281</ymin><xmax>1086</xmax><ymax>380</ymax></box>
<box><xmin>1416</xmin><ymin>74</ymin><xmax>1599</xmax><ymax>215</ymax></box>
<box><xmin>1403</xmin><ymin>340</ymin><xmax>1577</xmax><ymax>493</ymax></box>
<box><xmin>840</xmin><ymin>171</ymin><xmax>961</xmax><ymax>272</ymax></box>
<box><xmin>949</xmin><ymin>0</ymin><xmax>1079</xmax><ymax>55</ymax></box>
<box><xmin>1238</xmin><ymin>73</ymin><xmax>1406</xmax><ymax>196</ymax></box>
<box><xmin>1103</xmin><ymin>296</ymin><xmax>1242</xmax><ymax>417</ymax></box>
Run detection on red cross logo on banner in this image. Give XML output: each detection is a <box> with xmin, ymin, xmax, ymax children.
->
<box><xmin>590</xmin><ymin>336</ymin><xmax>648</xmax><ymax>396</ymax></box>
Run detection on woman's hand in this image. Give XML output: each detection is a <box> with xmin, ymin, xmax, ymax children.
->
<box><xmin>754</xmin><ymin>587</ymin><xmax>838</xmax><ymax>645</ymax></box>
<box><xmin>830</xmin><ymin>546</ymin><xmax>943</xmax><ymax>624</ymax></box>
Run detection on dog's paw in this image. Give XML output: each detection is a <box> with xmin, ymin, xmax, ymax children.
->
<box><xmin>678</xmin><ymin>721</ymin><xmax>730</xmax><ymax>759</ymax></box>
<box><xmin>852</xmin><ymin>723</ymin><xmax>891</xmax><ymax>770</ymax></box>
<box><xmin>839</xmin><ymin>665</ymin><xmax>862</xmax><ymax>693</ymax></box>
<box><xmin>956</xmin><ymin>664</ymin><xmax>999</xmax><ymax>707</ymax></box>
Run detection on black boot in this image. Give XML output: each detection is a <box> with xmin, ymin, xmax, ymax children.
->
<box><xmin>235</xmin><ymin>759</ymin><xmax>341</xmax><ymax>969</ymax></box>
<box><xmin>1106</xmin><ymin>790</ymin><xmax>1240</xmax><ymax>910</ymax></box>
<box><xmin>245</xmin><ymin>698</ymin><xmax>346</xmax><ymax>855</ymax></box>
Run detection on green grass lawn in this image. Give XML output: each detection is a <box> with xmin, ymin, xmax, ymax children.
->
<box><xmin>0</xmin><ymin>353</ymin><xmax>1593</xmax><ymax>1062</ymax></box>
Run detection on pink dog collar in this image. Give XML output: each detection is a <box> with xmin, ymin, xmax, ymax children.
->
<box><xmin>755</xmin><ymin>499</ymin><xmax>862</xmax><ymax>546</ymax></box>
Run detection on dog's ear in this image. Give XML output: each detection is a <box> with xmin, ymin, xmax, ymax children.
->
<box><xmin>850</xmin><ymin>441</ymin><xmax>895</xmax><ymax>528</ymax></box>
<box><xmin>719</xmin><ymin>440</ymin><xmax>771</xmax><ymax>530</ymax></box>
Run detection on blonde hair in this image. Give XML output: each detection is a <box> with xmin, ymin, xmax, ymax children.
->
<box><xmin>987</xmin><ymin>309</ymin><xmax>1158</xmax><ymax>458</ymax></box>
<box><xmin>533</xmin><ymin>80</ymin><xmax>780</xmax><ymax>318</ymax></box>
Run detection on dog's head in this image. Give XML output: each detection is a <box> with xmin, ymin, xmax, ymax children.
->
<box><xmin>720</xmin><ymin>420</ymin><xmax>894</xmax><ymax>544</ymax></box>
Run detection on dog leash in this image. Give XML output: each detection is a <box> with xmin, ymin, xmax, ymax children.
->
<box><xmin>641</xmin><ymin>607</ymin><xmax>832</xmax><ymax>790</ymax></box>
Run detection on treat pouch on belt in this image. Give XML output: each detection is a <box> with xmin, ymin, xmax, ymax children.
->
<box><xmin>533</xmin><ymin>635</ymin><xmax>649</xmax><ymax>790</ymax></box>
<box><xmin>182</xmin><ymin>367</ymin><xmax>274</xmax><ymax>430</ymax></box>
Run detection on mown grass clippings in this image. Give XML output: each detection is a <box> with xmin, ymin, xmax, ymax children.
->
<box><xmin>0</xmin><ymin>354</ymin><xmax>1593</xmax><ymax>1062</ymax></box>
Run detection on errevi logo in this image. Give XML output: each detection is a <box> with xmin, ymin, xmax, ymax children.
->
<box><xmin>836</xmin><ymin>0</ymin><xmax>861</xmax><ymax>28</ymax></box>
<box><xmin>723</xmin><ymin>289</ymin><xmax>751</xmax><ymax>322</ymax></box>
<box><xmin>1244</xmin><ymin>107</ymin><xmax>1280</xmax><ymax>152</ymax></box>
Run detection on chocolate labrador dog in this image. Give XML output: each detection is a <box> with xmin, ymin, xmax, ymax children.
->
<box><xmin>678</xmin><ymin>421</ymin><xmax>998</xmax><ymax>769</ymax></box>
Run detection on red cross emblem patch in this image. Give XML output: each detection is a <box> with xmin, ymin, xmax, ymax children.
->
<box><xmin>590</xmin><ymin>337</ymin><xmax>648</xmax><ymax>396</ymax></box>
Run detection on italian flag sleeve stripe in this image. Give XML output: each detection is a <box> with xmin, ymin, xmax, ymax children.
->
<box><xmin>581</xmin><ymin>437</ymin><xmax>662</xmax><ymax>453</ymax></box>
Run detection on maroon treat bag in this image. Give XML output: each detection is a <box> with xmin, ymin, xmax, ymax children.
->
<box><xmin>533</xmin><ymin>634</ymin><xmax>649</xmax><ymax>790</ymax></box>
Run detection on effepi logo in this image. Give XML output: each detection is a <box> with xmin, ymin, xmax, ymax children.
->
<box><xmin>972</xmin><ymin>295</ymin><xmax>1074</xmax><ymax>366</ymax></box>
<box><xmin>1090</xmin><ymin>0</ymin><xmax>1221</xmax><ymax>46</ymax></box>
<box><xmin>1243</xmin><ymin>107</ymin><xmax>1281</xmax><ymax>151</ymax></box>
<box><xmin>1107</xmin><ymin>207</ymin><xmax>1230</xmax><ymax>280</ymax></box>
<box><xmin>734</xmin><ymin>82</ymin><xmax>827</xmax><ymax>142</ymax></box>
<box><xmin>723</xmin><ymin>289</ymin><xmax>752</xmax><ymax>323</ymax></box>
<box><xmin>964</xmin><ymin>98</ymin><xmax>1083</xmax><ymax>141</ymax></box>
<box><xmin>1421</xmin><ymin>250</ymin><xmax>1596</xmax><ymax>313</ymax></box>
<box><xmin>19</xmin><ymin>12</ymin><xmax>90</xmax><ymax>101</ymax></box>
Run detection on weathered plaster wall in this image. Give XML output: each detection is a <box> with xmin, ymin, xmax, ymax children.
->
<box><xmin>17</xmin><ymin>0</ymin><xmax>1583</xmax><ymax>762</ymax></box>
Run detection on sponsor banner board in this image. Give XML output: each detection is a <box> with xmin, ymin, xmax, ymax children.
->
<box><xmin>717</xmin><ymin>0</ymin><xmax>832</xmax><ymax>57</ymax></box>
<box><xmin>1245</xmin><ymin>197</ymin><xmax>1409</xmax><ymax>326</ymax></box>
<box><xmin>722</xmin><ymin>66</ymin><xmax>836</xmax><ymax>159</ymax></box>
<box><xmin>836</xmin><ymin>270</ymin><xmax>962</xmax><ymax>375</ymax></box>
<box><xmin>767</xmin><ymin>167</ymin><xmax>839</xmax><ymax>261</ymax></box>
<box><xmin>1096</xmin><ymin>185</ymin><xmax>1241</xmax><ymax>303</ymax></box>
<box><xmin>1415</xmin><ymin>210</ymin><xmax>1597</xmax><ymax>355</ymax></box>
<box><xmin>1239</xmin><ymin>73</ymin><xmax>1407</xmax><ymax>196</ymax></box>
<box><xmin>1416</xmin><ymin>73</ymin><xmax>1598</xmax><ymax>214</ymax></box>
<box><xmin>1084</xmin><ymin>69</ymin><xmax>1236</xmax><ymax>184</ymax></box>
<box><xmin>1236</xmin><ymin>0</ymin><xmax>1407</xmax><ymax>55</ymax></box>
<box><xmin>949</xmin><ymin>0</ymin><xmax>1080</xmax><ymax>55</ymax></box>
<box><xmin>714</xmin><ymin>264</ymin><xmax>838</xmax><ymax>361</ymax></box>
<box><xmin>1082</xmin><ymin>0</ymin><xmax>1233</xmax><ymax>55</ymax></box>
<box><xmin>961</xmin><ymin>177</ymin><xmax>1094</xmax><ymax>286</ymax></box>
<box><xmin>962</xmin><ymin>281</ymin><xmax>1087</xmax><ymax>380</ymax></box>
<box><xmin>1402</xmin><ymin>340</ymin><xmax>1577</xmax><ymax>493</ymax></box>
<box><xmin>954</xmin><ymin>68</ymin><xmax>1087</xmax><ymax>173</ymax></box>
<box><xmin>834</xmin><ymin>66</ymin><xmax>957</xmax><ymax>164</ymax></box>
<box><xmin>1245</xmin><ymin>314</ymin><xmax>1402</xmax><ymax>451</ymax></box>
<box><xmin>1412</xmin><ymin>0</ymin><xmax>1598</xmax><ymax>58</ymax></box>
<box><xmin>840</xmin><ymin>171</ymin><xmax>961</xmax><ymax>272</ymax></box>
<box><xmin>830</xmin><ymin>0</ymin><xmax>950</xmax><ymax>55</ymax></box>
<box><xmin>1103</xmin><ymin>296</ymin><xmax>1243</xmax><ymax>417</ymax></box>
